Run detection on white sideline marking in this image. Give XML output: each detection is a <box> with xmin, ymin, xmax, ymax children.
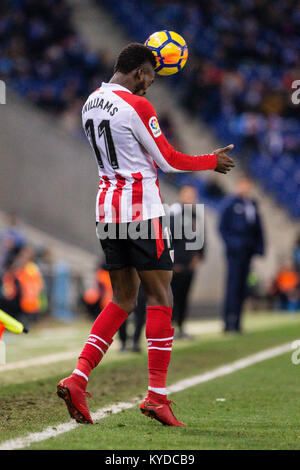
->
<box><xmin>0</xmin><ymin>342</ymin><xmax>291</xmax><ymax>450</ymax></box>
<box><xmin>167</xmin><ymin>343</ymin><xmax>291</xmax><ymax>394</ymax></box>
<box><xmin>0</xmin><ymin>400</ymin><xmax>140</xmax><ymax>451</ymax></box>
<box><xmin>0</xmin><ymin>350</ymin><xmax>80</xmax><ymax>372</ymax></box>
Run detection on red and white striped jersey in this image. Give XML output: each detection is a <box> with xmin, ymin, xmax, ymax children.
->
<box><xmin>82</xmin><ymin>82</ymin><xmax>217</xmax><ymax>223</ymax></box>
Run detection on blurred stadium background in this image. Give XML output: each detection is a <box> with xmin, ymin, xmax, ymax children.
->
<box><xmin>1</xmin><ymin>0</ymin><xmax>300</xmax><ymax>451</ymax></box>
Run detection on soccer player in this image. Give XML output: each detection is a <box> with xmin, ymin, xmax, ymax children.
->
<box><xmin>57</xmin><ymin>43</ymin><xmax>235</xmax><ymax>426</ymax></box>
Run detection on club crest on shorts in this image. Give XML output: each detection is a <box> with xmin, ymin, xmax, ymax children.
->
<box><xmin>149</xmin><ymin>116</ymin><xmax>161</xmax><ymax>138</ymax></box>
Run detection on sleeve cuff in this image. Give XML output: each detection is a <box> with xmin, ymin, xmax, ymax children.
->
<box><xmin>194</xmin><ymin>153</ymin><xmax>217</xmax><ymax>171</ymax></box>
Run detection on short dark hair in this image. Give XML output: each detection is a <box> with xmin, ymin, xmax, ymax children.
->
<box><xmin>114</xmin><ymin>43</ymin><xmax>156</xmax><ymax>74</ymax></box>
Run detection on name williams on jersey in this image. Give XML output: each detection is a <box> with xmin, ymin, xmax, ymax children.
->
<box><xmin>82</xmin><ymin>97</ymin><xmax>118</xmax><ymax>116</ymax></box>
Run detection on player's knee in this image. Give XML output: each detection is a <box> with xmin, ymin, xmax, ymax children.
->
<box><xmin>112</xmin><ymin>296</ymin><xmax>137</xmax><ymax>314</ymax></box>
<box><xmin>147</xmin><ymin>286</ymin><xmax>173</xmax><ymax>307</ymax></box>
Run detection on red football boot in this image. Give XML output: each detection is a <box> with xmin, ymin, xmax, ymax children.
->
<box><xmin>57</xmin><ymin>376</ymin><xmax>93</xmax><ymax>424</ymax></box>
<box><xmin>140</xmin><ymin>395</ymin><xmax>185</xmax><ymax>427</ymax></box>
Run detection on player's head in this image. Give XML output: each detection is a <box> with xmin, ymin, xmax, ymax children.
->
<box><xmin>114</xmin><ymin>43</ymin><xmax>156</xmax><ymax>96</ymax></box>
<box><xmin>236</xmin><ymin>176</ymin><xmax>254</xmax><ymax>198</ymax></box>
<box><xmin>178</xmin><ymin>185</ymin><xmax>198</xmax><ymax>205</ymax></box>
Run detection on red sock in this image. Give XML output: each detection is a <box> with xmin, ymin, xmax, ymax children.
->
<box><xmin>72</xmin><ymin>301</ymin><xmax>128</xmax><ymax>386</ymax></box>
<box><xmin>146</xmin><ymin>306</ymin><xmax>174</xmax><ymax>402</ymax></box>
<box><xmin>148</xmin><ymin>389</ymin><xmax>168</xmax><ymax>403</ymax></box>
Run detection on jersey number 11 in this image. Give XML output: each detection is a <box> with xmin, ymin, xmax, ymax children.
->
<box><xmin>85</xmin><ymin>119</ymin><xmax>119</xmax><ymax>169</ymax></box>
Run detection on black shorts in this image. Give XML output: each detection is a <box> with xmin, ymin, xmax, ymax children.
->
<box><xmin>96</xmin><ymin>217</ymin><xmax>174</xmax><ymax>271</ymax></box>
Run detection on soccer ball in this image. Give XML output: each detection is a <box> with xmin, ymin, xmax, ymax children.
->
<box><xmin>145</xmin><ymin>30</ymin><xmax>188</xmax><ymax>76</ymax></box>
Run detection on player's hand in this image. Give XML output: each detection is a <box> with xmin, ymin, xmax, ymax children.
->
<box><xmin>213</xmin><ymin>144</ymin><xmax>235</xmax><ymax>174</ymax></box>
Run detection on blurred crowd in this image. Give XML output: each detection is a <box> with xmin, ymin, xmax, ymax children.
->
<box><xmin>0</xmin><ymin>213</ymin><xmax>49</xmax><ymax>327</ymax></box>
<box><xmin>0</xmin><ymin>213</ymin><xmax>89</xmax><ymax>328</ymax></box>
<box><xmin>0</xmin><ymin>0</ymin><xmax>112</xmax><ymax>133</ymax></box>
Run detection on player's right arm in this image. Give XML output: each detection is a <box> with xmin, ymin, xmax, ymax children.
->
<box><xmin>130</xmin><ymin>97</ymin><xmax>234</xmax><ymax>174</ymax></box>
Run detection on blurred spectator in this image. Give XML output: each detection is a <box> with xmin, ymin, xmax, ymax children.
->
<box><xmin>269</xmin><ymin>259</ymin><xmax>300</xmax><ymax>311</ymax></box>
<box><xmin>0</xmin><ymin>213</ymin><xmax>26</xmax><ymax>275</ymax></box>
<box><xmin>204</xmin><ymin>175</ymin><xmax>227</xmax><ymax>201</ymax></box>
<box><xmin>219</xmin><ymin>177</ymin><xmax>265</xmax><ymax>332</ymax></box>
<box><xmin>170</xmin><ymin>185</ymin><xmax>204</xmax><ymax>338</ymax></box>
<box><xmin>159</xmin><ymin>113</ymin><xmax>183</xmax><ymax>150</ymax></box>
<box><xmin>246</xmin><ymin>270</ymin><xmax>263</xmax><ymax>311</ymax></box>
<box><xmin>293</xmin><ymin>234</ymin><xmax>300</xmax><ymax>273</ymax></box>
<box><xmin>81</xmin><ymin>263</ymin><xmax>112</xmax><ymax>319</ymax></box>
<box><xmin>0</xmin><ymin>244</ymin><xmax>46</xmax><ymax>328</ymax></box>
<box><xmin>35</xmin><ymin>246</ymin><xmax>54</xmax><ymax>313</ymax></box>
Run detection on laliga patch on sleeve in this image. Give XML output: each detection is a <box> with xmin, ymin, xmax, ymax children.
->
<box><xmin>149</xmin><ymin>116</ymin><xmax>162</xmax><ymax>138</ymax></box>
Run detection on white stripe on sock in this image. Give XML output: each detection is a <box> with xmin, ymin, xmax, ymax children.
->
<box><xmin>85</xmin><ymin>342</ymin><xmax>105</xmax><ymax>355</ymax></box>
<box><xmin>148</xmin><ymin>347</ymin><xmax>172</xmax><ymax>351</ymax></box>
<box><xmin>148</xmin><ymin>386</ymin><xmax>167</xmax><ymax>395</ymax></box>
<box><xmin>147</xmin><ymin>336</ymin><xmax>173</xmax><ymax>342</ymax></box>
<box><xmin>89</xmin><ymin>334</ymin><xmax>109</xmax><ymax>347</ymax></box>
<box><xmin>73</xmin><ymin>369</ymin><xmax>88</xmax><ymax>382</ymax></box>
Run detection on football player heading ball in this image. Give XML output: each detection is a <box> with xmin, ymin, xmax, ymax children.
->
<box><xmin>57</xmin><ymin>38</ymin><xmax>235</xmax><ymax>426</ymax></box>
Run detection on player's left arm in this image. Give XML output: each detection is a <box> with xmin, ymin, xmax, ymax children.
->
<box><xmin>131</xmin><ymin>98</ymin><xmax>234</xmax><ymax>173</ymax></box>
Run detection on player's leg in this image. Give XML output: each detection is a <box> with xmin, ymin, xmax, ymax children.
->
<box><xmin>57</xmin><ymin>267</ymin><xmax>140</xmax><ymax>423</ymax></box>
<box><xmin>235</xmin><ymin>254</ymin><xmax>252</xmax><ymax>332</ymax></box>
<box><xmin>139</xmin><ymin>269</ymin><xmax>173</xmax><ymax>397</ymax></box>
<box><xmin>171</xmin><ymin>270</ymin><xmax>192</xmax><ymax>336</ymax></box>
<box><xmin>118</xmin><ymin>320</ymin><xmax>128</xmax><ymax>351</ymax></box>
<box><xmin>125</xmin><ymin>217</ymin><xmax>184</xmax><ymax>425</ymax></box>
<box><xmin>177</xmin><ymin>271</ymin><xmax>194</xmax><ymax>336</ymax></box>
<box><xmin>132</xmin><ymin>286</ymin><xmax>147</xmax><ymax>351</ymax></box>
<box><xmin>138</xmin><ymin>269</ymin><xmax>185</xmax><ymax>426</ymax></box>
<box><xmin>223</xmin><ymin>255</ymin><xmax>241</xmax><ymax>332</ymax></box>
<box><xmin>75</xmin><ymin>266</ymin><xmax>140</xmax><ymax>374</ymax></box>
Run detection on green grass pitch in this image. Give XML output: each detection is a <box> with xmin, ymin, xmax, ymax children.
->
<box><xmin>0</xmin><ymin>312</ymin><xmax>300</xmax><ymax>450</ymax></box>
